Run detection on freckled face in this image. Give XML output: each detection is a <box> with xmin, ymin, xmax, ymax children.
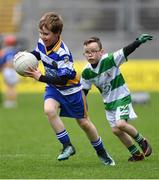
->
<box><xmin>39</xmin><ymin>26</ymin><xmax>59</xmax><ymax>47</ymax></box>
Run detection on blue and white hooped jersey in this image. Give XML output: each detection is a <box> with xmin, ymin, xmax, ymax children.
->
<box><xmin>35</xmin><ymin>37</ymin><xmax>82</xmax><ymax>95</ymax></box>
<box><xmin>0</xmin><ymin>47</ymin><xmax>17</xmax><ymax>67</ymax></box>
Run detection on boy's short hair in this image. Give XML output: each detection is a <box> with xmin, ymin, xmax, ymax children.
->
<box><xmin>39</xmin><ymin>12</ymin><xmax>63</xmax><ymax>34</ymax></box>
<box><xmin>83</xmin><ymin>37</ymin><xmax>102</xmax><ymax>50</ymax></box>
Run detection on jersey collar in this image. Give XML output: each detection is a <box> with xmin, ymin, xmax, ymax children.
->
<box><xmin>46</xmin><ymin>36</ymin><xmax>62</xmax><ymax>55</ymax></box>
<box><xmin>89</xmin><ymin>58</ymin><xmax>102</xmax><ymax>73</ymax></box>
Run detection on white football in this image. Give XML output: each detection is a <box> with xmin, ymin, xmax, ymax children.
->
<box><xmin>13</xmin><ymin>51</ymin><xmax>38</xmax><ymax>76</ymax></box>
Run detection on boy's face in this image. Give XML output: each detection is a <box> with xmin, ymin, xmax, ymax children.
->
<box><xmin>39</xmin><ymin>26</ymin><xmax>59</xmax><ymax>47</ymax></box>
<box><xmin>83</xmin><ymin>42</ymin><xmax>104</xmax><ymax>64</ymax></box>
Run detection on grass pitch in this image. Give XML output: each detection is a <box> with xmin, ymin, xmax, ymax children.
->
<box><xmin>0</xmin><ymin>93</ymin><xmax>159</xmax><ymax>179</ymax></box>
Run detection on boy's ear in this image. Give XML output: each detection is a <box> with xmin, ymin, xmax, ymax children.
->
<box><xmin>101</xmin><ymin>49</ymin><xmax>105</xmax><ymax>54</ymax></box>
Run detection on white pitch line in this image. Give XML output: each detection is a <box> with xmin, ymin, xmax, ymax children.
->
<box><xmin>0</xmin><ymin>153</ymin><xmax>53</xmax><ymax>158</ymax></box>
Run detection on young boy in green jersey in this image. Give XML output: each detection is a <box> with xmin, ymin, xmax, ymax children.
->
<box><xmin>81</xmin><ymin>34</ymin><xmax>153</xmax><ymax>162</ymax></box>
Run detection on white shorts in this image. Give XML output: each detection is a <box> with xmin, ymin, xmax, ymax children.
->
<box><xmin>105</xmin><ymin>103</ymin><xmax>137</xmax><ymax>128</ymax></box>
<box><xmin>2</xmin><ymin>68</ymin><xmax>19</xmax><ymax>86</ymax></box>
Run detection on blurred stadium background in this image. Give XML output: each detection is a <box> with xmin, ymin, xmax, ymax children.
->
<box><xmin>0</xmin><ymin>0</ymin><xmax>159</xmax><ymax>59</ymax></box>
<box><xmin>0</xmin><ymin>0</ymin><xmax>159</xmax><ymax>94</ymax></box>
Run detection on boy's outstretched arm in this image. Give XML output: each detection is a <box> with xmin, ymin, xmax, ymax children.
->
<box><xmin>123</xmin><ymin>33</ymin><xmax>153</xmax><ymax>57</ymax></box>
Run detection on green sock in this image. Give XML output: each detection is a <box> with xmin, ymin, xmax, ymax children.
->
<box><xmin>128</xmin><ymin>144</ymin><xmax>140</xmax><ymax>155</ymax></box>
<box><xmin>134</xmin><ymin>133</ymin><xmax>144</xmax><ymax>143</ymax></box>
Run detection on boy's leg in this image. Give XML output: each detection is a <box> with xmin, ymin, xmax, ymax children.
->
<box><xmin>134</xmin><ymin>133</ymin><xmax>152</xmax><ymax>157</ymax></box>
<box><xmin>115</xmin><ymin>104</ymin><xmax>152</xmax><ymax>157</ymax></box>
<box><xmin>116</xmin><ymin>120</ymin><xmax>152</xmax><ymax>157</ymax></box>
<box><xmin>44</xmin><ymin>98</ymin><xmax>75</xmax><ymax>161</ymax></box>
<box><xmin>112</xmin><ymin>127</ymin><xmax>144</xmax><ymax>161</ymax></box>
<box><xmin>76</xmin><ymin>117</ymin><xmax>115</xmax><ymax>166</ymax></box>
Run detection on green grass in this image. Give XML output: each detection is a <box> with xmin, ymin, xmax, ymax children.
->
<box><xmin>0</xmin><ymin>93</ymin><xmax>159</xmax><ymax>179</ymax></box>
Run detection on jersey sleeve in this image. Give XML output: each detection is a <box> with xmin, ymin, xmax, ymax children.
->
<box><xmin>81</xmin><ymin>77</ymin><xmax>92</xmax><ymax>90</ymax></box>
<box><xmin>30</xmin><ymin>50</ymin><xmax>41</xmax><ymax>60</ymax></box>
<box><xmin>113</xmin><ymin>48</ymin><xmax>127</xmax><ymax>67</ymax></box>
<box><xmin>80</xmin><ymin>69</ymin><xmax>93</xmax><ymax>90</ymax></box>
<box><xmin>57</xmin><ymin>51</ymin><xmax>76</xmax><ymax>79</ymax></box>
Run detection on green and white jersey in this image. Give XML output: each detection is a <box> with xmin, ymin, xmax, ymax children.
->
<box><xmin>81</xmin><ymin>49</ymin><xmax>131</xmax><ymax>110</ymax></box>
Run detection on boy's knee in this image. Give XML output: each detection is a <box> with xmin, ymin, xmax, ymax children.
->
<box><xmin>112</xmin><ymin>127</ymin><xmax>123</xmax><ymax>136</ymax></box>
<box><xmin>79</xmin><ymin>119</ymin><xmax>92</xmax><ymax>130</ymax></box>
<box><xmin>116</xmin><ymin>120</ymin><xmax>127</xmax><ymax>130</ymax></box>
<box><xmin>44</xmin><ymin>107</ymin><xmax>57</xmax><ymax>119</ymax></box>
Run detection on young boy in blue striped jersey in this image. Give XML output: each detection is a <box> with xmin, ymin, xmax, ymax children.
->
<box><xmin>17</xmin><ymin>12</ymin><xmax>115</xmax><ymax>165</ymax></box>
<box><xmin>81</xmin><ymin>35</ymin><xmax>152</xmax><ymax>162</ymax></box>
